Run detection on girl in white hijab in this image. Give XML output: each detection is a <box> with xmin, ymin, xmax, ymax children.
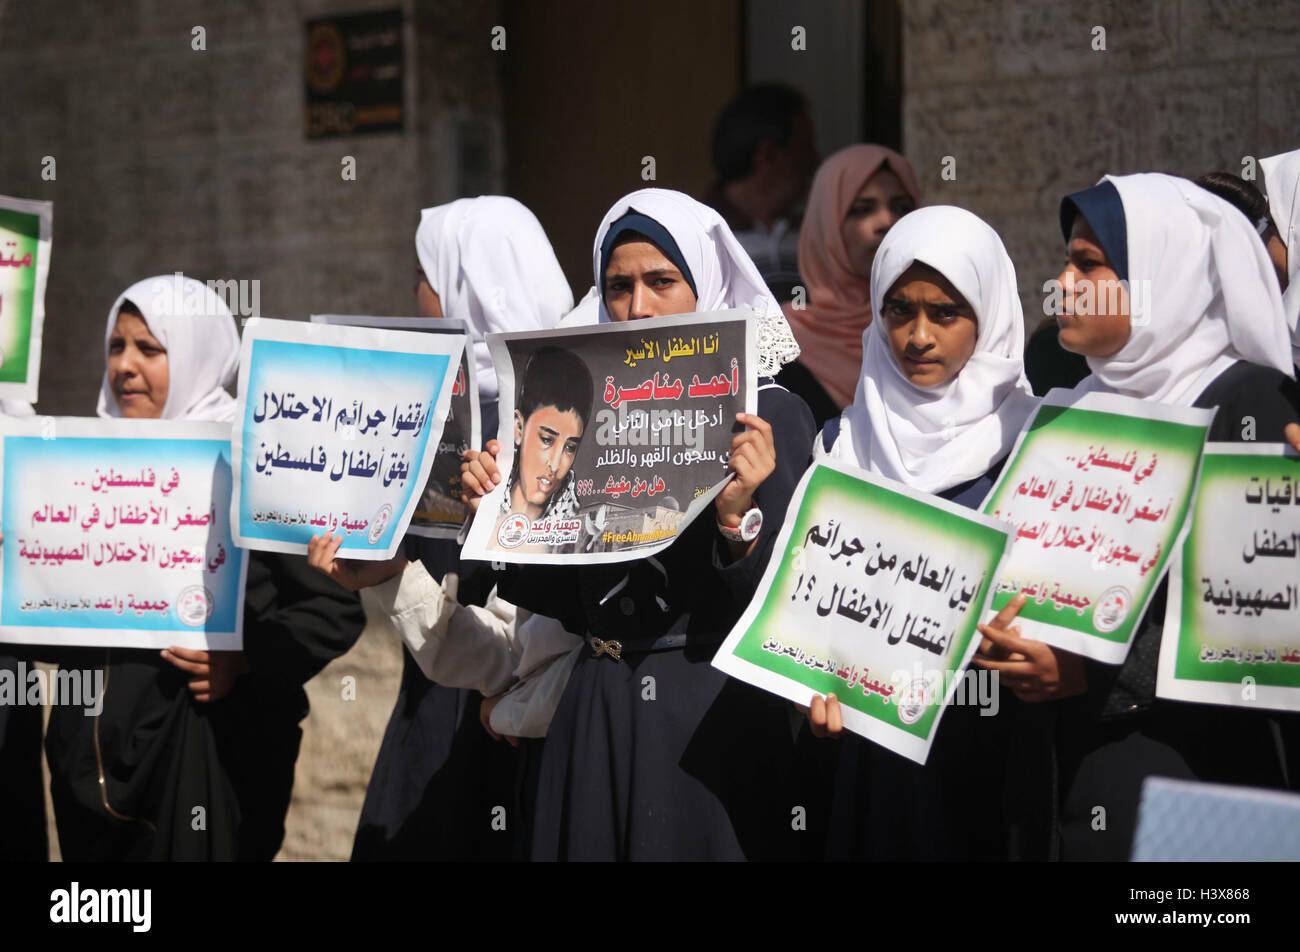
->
<box><xmin>95</xmin><ymin>274</ymin><xmax>240</xmax><ymax>422</ymax></box>
<box><xmin>820</xmin><ymin>205</ymin><xmax>1038</xmax><ymax>491</ymax></box>
<box><xmin>1062</xmin><ymin>173</ymin><xmax>1292</xmax><ymax>404</ymax></box>
<box><xmin>978</xmin><ymin>172</ymin><xmax>1300</xmax><ymax>861</ymax></box>
<box><xmin>46</xmin><ymin>275</ymin><xmax>365</xmax><ymax>860</ymax></box>
<box><xmin>566</xmin><ymin>188</ymin><xmax>803</xmax><ymax>370</ymax></box>
<box><xmin>415</xmin><ymin>196</ymin><xmax>574</xmax><ymax>403</ymax></box>
<box><xmin>806</xmin><ymin>206</ymin><xmax>1041</xmax><ymax>860</ymax></box>
<box><xmin>1262</xmin><ymin>149</ymin><xmax>1300</xmax><ymax>362</ymax></box>
<box><xmin>454</xmin><ymin>187</ymin><xmax>815</xmax><ymax>860</ymax></box>
<box><xmin>313</xmin><ymin>197</ymin><xmax>576</xmax><ymax>860</ymax></box>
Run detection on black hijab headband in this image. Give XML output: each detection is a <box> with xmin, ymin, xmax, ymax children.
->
<box><xmin>1059</xmin><ymin>180</ymin><xmax>1129</xmax><ymax>282</ymax></box>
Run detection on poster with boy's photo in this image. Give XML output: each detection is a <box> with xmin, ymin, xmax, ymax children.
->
<box><xmin>461</xmin><ymin>310</ymin><xmax>757</xmax><ymax>564</ymax></box>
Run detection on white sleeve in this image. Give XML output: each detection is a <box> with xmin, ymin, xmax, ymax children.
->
<box><xmin>362</xmin><ymin>560</ymin><xmax>522</xmax><ymax>696</ymax></box>
<box><xmin>487</xmin><ymin>613</ymin><xmax>585</xmax><ymax>739</ymax></box>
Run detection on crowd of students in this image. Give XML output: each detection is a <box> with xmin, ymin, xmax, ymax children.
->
<box><xmin>2</xmin><ymin>81</ymin><xmax>1299</xmax><ymax>862</ymax></box>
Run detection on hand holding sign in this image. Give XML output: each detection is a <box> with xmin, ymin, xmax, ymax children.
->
<box><xmin>306</xmin><ymin>530</ymin><xmax>407</xmax><ymax>592</ymax></box>
<box><xmin>973</xmin><ymin>593</ymin><xmax>1087</xmax><ymax>702</ymax></box>
<box><xmin>717</xmin><ymin>413</ymin><xmax>775</xmax><ymax>558</ymax></box>
<box><xmin>1286</xmin><ymin>422</ymin><xmax>1300</xmax><ymax>455</ymax></box>
<box><xmin>804</xmin><ymin>691</ymin><xmax>844</xmax><ymax>739</ymax></box>
<box><xmin>160</xmin><ymin>646</ymin><xmax>248</xmax><ymax>703</ymax></box>
<box><xmin>460</xmin><ymin>439</ymin><xmax>503</xmax><ymax>513</ymax></box>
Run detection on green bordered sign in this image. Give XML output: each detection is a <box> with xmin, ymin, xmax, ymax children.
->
<box><xmin>712</xmin><ymin>457</ymin><xmax>1012</xmax><ymax>765</ymax></box>
<box><xmin>1159</xmin><ymin>443</ymin><xmax>1300</xmax><ymax>711</ymax></box>
<box><xmin>980</xmin><ymin>389</ymin><xmax>1213</xmax><ymax>664</ymax></box>
<box><xmin>0</xmin><ymin>195</ymin><xmax>51</xmax><ymax>403</ymax></box>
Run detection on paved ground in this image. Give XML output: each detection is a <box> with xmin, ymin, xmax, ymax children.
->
<box><xmin>40</xmin><ymin>617</ymin><xmax>402</xmax><ymax>862</ymax></box>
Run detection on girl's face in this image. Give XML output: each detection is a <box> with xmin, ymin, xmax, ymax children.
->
<box><xmin>416</xmin><ymin>275</ymin><xmax>444</xmax><ymax>318</ymax></box>
<box><xmin>108</xmin><ymin>311</ymin><xmax>169</xmax><ymax>418</ymax></box>
<box><xmin>842</xmin><ymin>168</ymin><xmax>916</xmax><ymax>283</ymax></box>
<box><xmin>512</xmin><ymin>404</ymin><xmax>584</xmax><ymax>514</ymax></box>
<box><xmin>602</xmin><ymin>239</ymin><xmax>697</xmax><ymax>321</ymax></box>
<box><xmin>1055</xmin><ymin>216</ymin><xmax>1131</xmax><ymax>357</ymax></box>
<box><xmin>881</xmin><ymin>264</ymin><xmax>978</xmax><ymax>388</ymax></box>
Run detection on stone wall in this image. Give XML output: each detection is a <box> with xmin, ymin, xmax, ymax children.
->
<box><xmin>900</xmin><ymin>0</ymin><xmax>1300</xmax><ymax>330</ymax></box>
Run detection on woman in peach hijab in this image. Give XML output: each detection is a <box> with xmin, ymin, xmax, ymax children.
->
<box><xmin>778</xmin><ymin>144</ymin><xmax>922</xmax><ymax>427</ymax></box>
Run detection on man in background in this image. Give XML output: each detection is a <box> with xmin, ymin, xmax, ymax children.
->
<box><xmin>704</xmin><ymin>83</ymin><xmax>820</xmax><ymax>302</ymax></box>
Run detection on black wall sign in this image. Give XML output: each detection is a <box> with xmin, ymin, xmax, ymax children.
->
<box><xmin>304</xmin><ymin>9</ymin><xmax>403</xmax><ymax>138</ymax></box>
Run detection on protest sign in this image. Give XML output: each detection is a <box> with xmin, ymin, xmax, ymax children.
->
<box><xmin>712</xmin><ymin>458</ymin><xmax>1012</xmax><ymax>764</ymax></box>
<box><xmin>0</xmin><ymin>417</ymin><xmax>246</xmax><ymax>649</ymax></box>
<box><xmin>0</xmin><ymin>195</ymin><xmax>52</xmax><ymax>403</ymax></box>
<box><xmin>980</xmin><ymin>389</ymin><xmax>1214</xmax><ymax>664</ymax></box>
<box><xmin>461</xmin><ymin>310</ymin><xmax>755</xmax><ymax>563</ymax></box>
<box><xmin>231</xmin><ymin>317</ymin><xmax>462</xmax><ymax>559</ymax></box>
<box><xmin>1158</xmin><ymin>444</ymin><xmax>1300</xmax><ymax>711</ymax></box>
<box><xmin>311</xmin><ymin>314</ymin><xmax>477</xmax><ymax>539</ymax></box>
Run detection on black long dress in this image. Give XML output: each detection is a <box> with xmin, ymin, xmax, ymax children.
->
<box><xmin>43</xmin><ymin>550</ymin><xmax>365</xmax><ymax>861</ymax></box>
<box><xmin>0</xmin><ymin>654</ymin><xmax>47</xmax><ymax>860</ymax></box>
<box><xmin>350</xmin><ymin>399</ymin><xmax>520</xmax><ymax>861</ymax></box>
<box><xmin>492</xmin><ymin>381</ymin><xmax>818</xmax><ymax>860</ymax></box>
<box><xmin>1056</xmin><ymin>360</ymin><xmax>1300</xmax><ymax>860</ymax></box>
<box><xmin>820</xmin><ymin>428</ymin><xmax>1052</xmax><ymax>861</ymax></box>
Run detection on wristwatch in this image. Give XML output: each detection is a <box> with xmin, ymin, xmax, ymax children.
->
<box><xmin>718</xmin><ymin>506</ymin><xmax>763</xmax><ymax>543</ymax></box>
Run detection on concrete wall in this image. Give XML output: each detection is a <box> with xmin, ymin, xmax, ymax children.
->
<box><xmin>900</xmin><ymin>0</ymin><xmax>1300</xmax><ymax>331</ymax></box>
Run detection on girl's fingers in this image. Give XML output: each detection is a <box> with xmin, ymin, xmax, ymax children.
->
<box><xmin>730</xmin><ymin>429</ymin><xmax>775</xmax><ymax>460</ymax></box>
<box><xmin>460</xmin><ymin>465</ymin><xmax>487</xmax><ymax>496</ymax></box>
<box><xmin>976</xmin><ymin>621</ymin><xmax>1035</xmax><ymax>656</ymax></box>
<box><xmin>162</xmin><ymin>654</ymin><xmax>208</xmax><ymax>676</ymax></box>
<box><xmin>969</xmin><ymin>655</ymin><xmax>1037</xmax><ymax>676</ymax></box>
<box><xmin>1285</xmin><ymin>422</ymin><xmax>1300</xmax><ymax>455</ymax></box>
<box><xmin>462</xmin><ymin>457</ymin><xmax>499</xmax><ymax>495</ymax></box>
<box><xmin>736</xmin><ymin>412</ymin><xmax>772</xmax><ymax>438</ymax></box>
<box><xmin>825</xmin><ymin>693</ymin><xmax>843</xmax><ymax>736</ymax></box>
<box><xmin>986</xmin><ymin>593</ymin><xmax>1028</xmax><ymax>630</ymax></box>
<box><xmin>326</xmin><ymin>532</ymin><xmax>345</xmax><ymax>559</ymax></box>
<box><xmin>307</xmin><ymin>533</ymin><xmax>330</xmax><ymax>572</ymax></box>
<box><xmin>808</xmin><ymin>694</ymin><xmax>827</xmax><ymax>737</ymax></box>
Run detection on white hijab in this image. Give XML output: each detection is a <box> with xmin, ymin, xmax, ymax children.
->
<box><xmin>415</xmin><ymin>196</ymin><xmax>573</xmax><ymax>402</ymax></box>
<box><xmin>1261</xmin><ymin>150</ymin><xmax>1300</xmax><ymax>363</ymax></box>
<box><xmin>829</xmin><ymin>205</ymin><xmax>1038</xmax><ymax>494</ymax></box>
<box><xmin>1076</xmin><ymin>173</ymin><xmax>1293</xmax><ymax>405</ymax></box>
<box><xmin>96</xmin><ymin>274</ymin><xmax>240</xmax><ymax>423</ymax></box>
<box><xmin>585</xmin><ymin>188</ymin><xmax>800</xmax><ymax>376</ymax></box>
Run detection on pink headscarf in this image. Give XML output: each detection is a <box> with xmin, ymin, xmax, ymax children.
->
<box><xmin>783</xmin><ymin>144</ymin><xmax>921</xmax><ymax>407</ymax></box>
